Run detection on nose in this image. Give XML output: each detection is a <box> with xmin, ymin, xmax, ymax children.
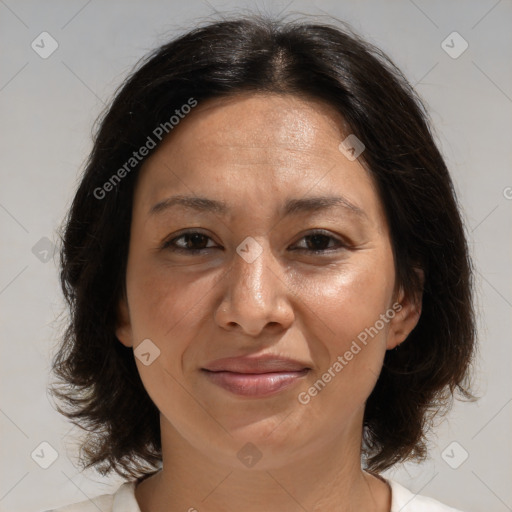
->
<box><xmin>213</xmin><ymin>238</ymin><xmax>295</xmax><ymax>337</ymax></box>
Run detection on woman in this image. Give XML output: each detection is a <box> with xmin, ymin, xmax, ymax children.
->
<box><xmin>47</xmin><ymin>14</ymin><xmax>476</xmax><ymax>512</ymax></box>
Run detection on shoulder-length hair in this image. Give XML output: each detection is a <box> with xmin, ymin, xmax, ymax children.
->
<box><xmin>49</xmin><ymin>14</ymin><xmax>476</xmax><ymax>479</ymax></box>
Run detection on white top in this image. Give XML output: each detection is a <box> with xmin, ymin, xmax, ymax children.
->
<box><xmin>44</xmin><ymin>478</ymin><xmax>465</xmax><ymax>512</ymax></box>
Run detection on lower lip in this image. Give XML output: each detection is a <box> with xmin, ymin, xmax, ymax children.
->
<box><xmin>202</xmin><ymin>369</ymin><xmax>309</xmax><ymax>397</ymax></box>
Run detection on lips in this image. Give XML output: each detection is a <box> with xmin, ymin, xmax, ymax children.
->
<box><xmin>201</xmin><ymin>355</ymin><xmax>311</xmax><ymax>397</ymax></box>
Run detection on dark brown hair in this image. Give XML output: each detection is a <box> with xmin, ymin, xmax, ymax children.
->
<box><xmin>49</xmin><ymin>13</ymin><xmax>477</xmax><ymax>479</ymax></box>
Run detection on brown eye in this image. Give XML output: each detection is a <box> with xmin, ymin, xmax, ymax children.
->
<box><xmin>291</xmin><ymin>231</ymin><xmax>347</xmax><ymax>254</ymax></box>
<box><xmin>162</xmin><ymin>231</ymin><xmax>217</xmax><ymax>253</ymax></box>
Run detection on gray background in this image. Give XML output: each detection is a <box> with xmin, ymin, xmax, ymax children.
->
<box><xmin>0</xmin><ymin>1</ymin><xmax>511</xmax><ymax>511</ymax></box>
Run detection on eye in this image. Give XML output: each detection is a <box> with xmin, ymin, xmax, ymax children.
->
<box><xmin>162</xmin><ymin>231</ymin><xmax>217</xmax><ymax>253</ymax></box>
<box><xmin>290</xmin><ymin>230</ymin><xmax>347</xmax><ymax>254</ymax></box>
<box><xmin>162</xmin><ymin>229</ymin><xmax>347</xmax><ymax>255</ymax></box>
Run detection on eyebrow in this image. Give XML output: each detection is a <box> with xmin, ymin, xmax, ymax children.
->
<box><xmin>149</xmin><ymin>194</ymin><xmax>367</xmax><ymax>219</ymax></box>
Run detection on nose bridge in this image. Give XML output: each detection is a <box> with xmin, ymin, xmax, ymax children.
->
<box><xmin>232</xmin><ymin>236</ymin><xmax>275</xmax><ymax>307</ymax></box>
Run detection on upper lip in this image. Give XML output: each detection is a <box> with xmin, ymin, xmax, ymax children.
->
<box><xmin>202</xmin><ymin>355</ymin><xmax>310</xmax><ymax>373</ymax></box>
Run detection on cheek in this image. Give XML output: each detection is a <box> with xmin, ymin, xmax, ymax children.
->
<box><xmin>123</xmin><ymin>249</ymin><xmax>221</xmax><ymax>410</ymax></box>
<box><xmin>300</xmin><ymin>253</ymin><xmax>395</xmax><ymax>346</ymax></box>
<box><xmin>124</xmin><ymin>256</ymin><xmax>220</xmax><ymax>419</ymax></box>
<box><xmin>294</xmin><ymin>251</ymin><xmax>395</xmax><ymax>406</ymax></box>
<box><xmin>126</xmin><ymin>253</ymin><xmax>214</xmax><ymax>341</ymax></box>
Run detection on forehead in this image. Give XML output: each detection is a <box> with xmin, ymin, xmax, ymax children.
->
<box><xmin>160</xmin><ymin>93</ymin><xmax>350</xmax><ymax>168</ymax></box>
<box><xmin>190</xmin><ymin>92</ymin><xmax>347</xmax><ymax>145</ymax></box>
<box><xmin>134</xmin><ymin>93</ymin><xmax>386</xmax><ymax>230</ymax></box>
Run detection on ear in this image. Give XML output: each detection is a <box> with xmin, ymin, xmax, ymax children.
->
<box><xmin>386</xmin><ymin>268</ymin><xmax>424</xmax><ymax>350</ymax></box>
<box><xmin>115</xmin><ymin>293</ymin><xmax>134</xmax><ymax>348</ymax></box>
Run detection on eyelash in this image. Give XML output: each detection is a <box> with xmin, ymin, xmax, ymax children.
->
<box><xmin>161</xmin><ymin>230</ymin><xmax>348</xmax><ymax>255</ymax></box>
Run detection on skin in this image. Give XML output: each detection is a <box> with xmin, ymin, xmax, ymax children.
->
<box><xmin>116</xmin><ymin>92</ymin><xmax>423</xmax><ymax>512</ymax></box>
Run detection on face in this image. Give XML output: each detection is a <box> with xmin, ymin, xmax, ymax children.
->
<box><xmin>116</xmin><ymin>93</ymin><xmax>421</xmax><ymax>469</ymax></box>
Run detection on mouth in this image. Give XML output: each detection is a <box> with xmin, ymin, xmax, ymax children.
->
<box><xmin>201</xmin><ymin>355</ymin><xmax>311</xmax><ymax>398</ymax></box>
<box><xmin>201</xmin><ymin>368</ymin><xmax>310</xmax><ymax>397</ymax></box>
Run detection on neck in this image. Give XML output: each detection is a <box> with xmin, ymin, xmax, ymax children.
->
<box><xmin>135</xmin><ymin>413</ymin><xmax>391</xmax><ymax>512</ymax></box>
